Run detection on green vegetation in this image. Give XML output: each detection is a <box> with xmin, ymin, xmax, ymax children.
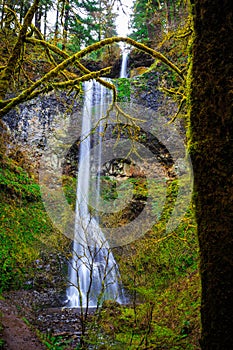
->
<box><xmin>62</xmin><ymin>175</ymin><xmax>77</xmax><ymax>209</ymax></box>
<box><xmin>74</xmin><ymin>208</ymin><xmax>200</xmax><ymax>349</ymax></box>
<box><xmin>38</xmin><ymin>332</ymin><xmax>72</xmax><ymax>350</ymax></box>
<box><xmin>0</xmin><ymin>137</ymin><xmax>66</xmax><ymax>292</ymax></box>
<box><xmin>98</xmin><ymin>270</ymin><xmax>200</xmax><ymax>349</ymax></box>
<box><xmin>114</xmin><ymin>78</ymin><xmax>131</xmax><ymax>102</ymax></box>
<box><xmin>100</xmin><ymin>207</ymin><xmax>200</xmax><ymax>349</ymax></box>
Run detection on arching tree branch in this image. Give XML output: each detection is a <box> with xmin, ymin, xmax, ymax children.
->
<box><xmin>0</xmin><ymin>18</ymin><xmax>184</xmax><ymax>119</ymax></box>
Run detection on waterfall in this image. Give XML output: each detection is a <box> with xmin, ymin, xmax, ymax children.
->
<box><xmin>120</xmin><ymin>50</ymin><xmax>128</xmax><ymax>78</ymax></box>
<box><xmin>66</xmin><ymin>79</ymin><xmax>125</xmax><ymax>308</ymax></box>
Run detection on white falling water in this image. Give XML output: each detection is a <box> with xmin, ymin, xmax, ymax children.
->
<box><xmin>66</xmin><ymin>79</ymin><xmax>125</xmax><ymax>308</ymax></box>
<box><xmin>120</xmin><ymin>50</ymin><xmax>128</xmax><ymax>78</ymax></box>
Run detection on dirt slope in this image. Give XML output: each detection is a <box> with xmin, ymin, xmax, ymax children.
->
<box><xmin>0</xmin><ymin>298</ymin><xmax>46</xmax><ymax>350</ymax></box>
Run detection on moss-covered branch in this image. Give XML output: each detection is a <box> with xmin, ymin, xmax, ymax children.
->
<box><xmin>26</xmin><ymin>36</ymin><xmax>184</xmax><ymax>80</ymax></box>
<box><xmin>26</xmin><ymin>36</ymin><xmax>118</xmax><ymax>98</ymax></box>
<box><xmin>0</xmin><ymin>67</ymin><xmax>111</xmax><ymax>116</ymax></box>
<box><xmin>0</xmin><ymin>0</ymin><xmax>39</xmax><ymax>100</ymax></box>
<box><xmin>0</xmin><ymin>35</ymin><xmax>184</xmax><ymax>118</ymax></box>
<box><xmin>3</xmin><ymin>6</ymin><xmax>21</xmax><ymax>31</ymax></box>
<box><xmin>167</xmin><ymin>96</ymin><xmax>186</xmax><ymax>124</ymax></box>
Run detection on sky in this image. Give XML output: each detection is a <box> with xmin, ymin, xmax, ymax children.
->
<box><xmin>115</xmin><ymin>0</ymin><xmax>134</xmax><ymax>37</ymax></box>
<box><xmin>44</xmin><ymin>0</ymin><xmax>134</xmax><ymax>40</ymax></box>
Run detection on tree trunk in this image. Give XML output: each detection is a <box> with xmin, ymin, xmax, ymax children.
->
<box><xmin>165</xmin><ymin>0</ymin><xmax>171</xmax><ymax>30</ymax></box>
<box><xmin>43</xmin><ymin>2</ymin><xmax>48</xmax><ymax>39</ymax></box>
<box><xmin>35</xmin><ymin>5</ymin><xmax>42</xmax><ymax>32</ymax></box>
<box><xmin>62</xmin><ymin>0</ymin><xmax>70</xmax><ymax>51</ymax></box>
<box><xmin>54</xmin><ymin>1</ymin><xmax>60</xmax><ymax>44</ymax></box>
<box><xmin>189</xmin><ymin>0</ymin><xmax>233</xmax><ymax>348</ymax></box>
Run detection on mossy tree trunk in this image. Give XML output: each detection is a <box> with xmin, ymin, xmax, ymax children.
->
<box><xmin>189</xmin><ymin>0</ymin><xmax>233</xmax><ymax>348</ymax></box>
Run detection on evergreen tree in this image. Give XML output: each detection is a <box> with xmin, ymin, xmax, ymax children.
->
<box><xmin>68</xmin><ymin>0</ymin><xmax>100</xmax><ymax>50</ymax></box>
<box><xmin>47</xmin><ymin>0</ymin><xmax>118</xmax><ymax>51</ymax></box>
<box><xmin>130</xmin><ymin>0</ymin><xmax>188</xmax><ymax>45</ymax></box>
<box><xmin>61</xmin><ymin>0</ymin><xmax>70</xmax><ymax>50</ymax></box>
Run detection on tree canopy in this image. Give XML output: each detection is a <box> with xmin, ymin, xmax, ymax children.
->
<box><xmin>0</xmin><ymin>0</ymin><xmax>184</xmax><ymax>119</ymax></box>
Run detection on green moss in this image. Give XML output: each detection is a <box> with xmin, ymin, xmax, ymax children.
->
<box><xmin>0</xmin><ymin>163</ymin><xmax>40</xmax><ymax>202</ymax></box>
<box><xmin>113</xmin><ymin>78</ymin><xmax>131</xmax><ymax>102</ymax></box>
<box><xmin>62</xmin><ymin>175</ymin><xmax>77</xmax><ymax>209</ymax></box>
<box><xmin>0</xmin><ymin>152</ymin><xmax>61</xmax><ymax>292</ymax></box>
<box><xmin>97</xmin><ymin>267</ymin><xmax>200</xmax><ymax>349</ymax></box>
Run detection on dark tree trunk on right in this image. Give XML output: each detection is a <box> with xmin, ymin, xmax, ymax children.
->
<box><xmin>189</xmin><ymin>0</ymin><xmax>233</xmax><ymax>348</ymax></box>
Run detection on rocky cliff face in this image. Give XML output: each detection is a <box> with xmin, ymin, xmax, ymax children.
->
<box><xmin>3</xmin><ymin>91</ymin><xmax>82</xmax><ymax>148</ymax></box>
<box><xmin>2</xmin><ymin>71</ymin><xmax>181</xmax><ymax>181</ymax></box>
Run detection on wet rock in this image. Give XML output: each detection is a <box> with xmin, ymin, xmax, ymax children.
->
<box><xmin>128</xmin><ymin>49</ymin><xmax>154</xmax><ymax>69</ymax></box>
<box><xmin>3</xmin><ymin>290</ymin><xmax>97</xmax><ymax>349</ymax></box>
<box><xmin>3</xmin><ymin>91</ymin><xmax>82</xmax><ymax>150</ymax></box>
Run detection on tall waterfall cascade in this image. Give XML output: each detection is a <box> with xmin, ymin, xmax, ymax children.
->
<box><xmin>120</xmin><ymin>50</ymin><xmax>128</xmax><ymax>78</ymax></box>
<box><xmin>66</xmin><ymin>55</ymin><xmax>128</xmax><ymax>308</ymax></box>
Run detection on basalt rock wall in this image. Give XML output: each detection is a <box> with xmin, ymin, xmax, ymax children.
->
<box><xmin>3</xmin><ymin>71</ymin><xmax>181</xmax><ymax>181</ymax></box>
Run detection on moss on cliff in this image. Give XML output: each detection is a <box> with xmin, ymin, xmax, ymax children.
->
<box><xmin>0</xmin><ymin>131</ymin><xmax>67</xmax><ymax>292</ymax></box>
